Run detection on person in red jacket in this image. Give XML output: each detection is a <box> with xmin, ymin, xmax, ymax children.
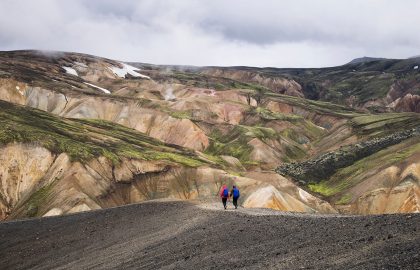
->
<box><xmin>220</xmin><ymin>184</ymin><xmax>229</xmax><ymax>209</ymax></box>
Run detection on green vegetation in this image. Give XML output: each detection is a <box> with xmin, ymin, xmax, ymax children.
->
<box><xmin>206</xmin><ymin>139</ymin><xmax>254</xmax><ymax>165</ymax></box>
<box><xmin>308</xmin><ymin>138</ymin><xmax>420</xmax><ymax>199</ymax></box>
<box><xmin>0</xmin><ymin>100</ymin><xmax>212</xmax><ymax>167</ymax></box>
<box><xmin>239</xmin><ymin>125</ymin><xmax>277</xmax><ymax>141</ymax></box>
<box><xmin>168</xmin><ymin>110</ymin><xmax>193</xmax><ymax>119</ymax></box>
<box><xmin>226</xmin><ymin>59</ymin><xmax>420</xmax><ymax>110</ymax></box>
<box><xmin>205</xmin><ymin>122</ymin><xmax>310</xmax><ymax>165</ymax></box>
<box><xmin>169</xmin><ymin>71</ymin><xmax>270</xmax><ymax>92</ymax></box>
<box><xmin>301</xmin><ymin>120</ymin><xmax>326</xmax><ymax>138</ymax></box>
<box><xmin>265</xmin><ymin>92</ymin><xmax>362</xmax><ymax>118</ymax></box>
<box><xmin>326</xmin><ymin>73</ymin><xmax>395</xmax><ymax>104</ymax></box>
<box><xmin>257</xmin><ymin>62</ymin><xmax>414</xmax><ymax>107</ymax></box>
<box><xmin>279</xmin><ymin>123</ymin><xmax>419</xmax><ymax>193</ymax></box>
<box><xmin>350</xmin><ymin>113</ymin><xmax>420</xmax><ymax>136</ymax></box>
<box><xmin>25</xmin><ymin>181</ymin><xmax>56</xmax><ymax>217</ymax></box>
<box><xmin>335</xmin><ymin>194</ymin><xmax>352</xmax><ymax>205</ymax></box>
<box><xmin>308</xmin><ymin>182</ymin><xmax>336</xmax><ymax>197</ymax></box>
<box><xmin>251</xmin><ymin>107</ymin><xmax>303</xmax><ymax>121</ymax></box>
<box><xmin>282</xmin><ymin>143</ymin><xmax>307</xmax><ymax>162</ymax></box>
<box><xmin>204</xmin><ymin>127</ymin><xmax>256</xmax><ymax>164</ymax></box>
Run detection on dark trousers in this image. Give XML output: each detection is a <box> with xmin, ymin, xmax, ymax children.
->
<box><xmin>222</xmin><ymin>198</ymin><xmax>227</xmax><ymax>209</ymax></box>
<box><xmin>232</xmin><ymin>197</ymin><xmax>239</xmax><ymax>208</ymax></box>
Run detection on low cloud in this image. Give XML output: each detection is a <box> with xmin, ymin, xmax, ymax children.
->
<box><xmin>0</xmin><ymin>0</ymin><xmax>419</xmax><ymax>67</ymax></box>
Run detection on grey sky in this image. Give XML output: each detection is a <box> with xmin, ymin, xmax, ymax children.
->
<box><xmin>0</xmin><ymin>0</ymin><xmax>419</xmax><ymax>67</ymax></box>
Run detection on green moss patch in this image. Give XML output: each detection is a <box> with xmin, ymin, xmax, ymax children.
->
<box><xmin>350</xmin><ymin>113</ymin><xmax>420</xmax><ymax>136</ymax></box>
<box><xmin>168</xmin><ymin>110</ymin><xmax>193</xmax><ymax>119</ymax></box>
<box><xmin>266</xmin><ymin>92</ymin><xmax>362</xmax><ymax>118</ymax></box>
<box><xmin>204</xmin><ymin>126</ymin><xmax>260</xmax><ymax>165</ymax></box>
<box><xmin>25</xmin><ymin>181</ymin><xmax>56</xmax><ymax>217</ymax></box>
<box><xmin>252</xmin><ymin>107</ymin><xmax>303</xmax><ymax>121</ymax></box>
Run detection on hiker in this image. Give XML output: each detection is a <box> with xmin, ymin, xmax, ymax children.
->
<box><xmin>230</xmin><ymin>185</ymin><xmax>240</xmax><ymax>209</ymax></box>
<box><xmin>220</xmin><ymin>184</ymin><xmax>229</xmax><ymax>209</ymax></box>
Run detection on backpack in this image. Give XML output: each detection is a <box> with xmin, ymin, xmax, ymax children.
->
<box><xmin>222</xmin><ymin>188</ymin><xmax>229</xmax><ymax>198</ymax></box>
<box><xmin>233</xmin><ymin>188</ymin><xmax>240</xmax><ymax>198</ymax></box>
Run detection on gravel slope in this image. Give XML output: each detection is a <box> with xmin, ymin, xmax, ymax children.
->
<box><xmin>0</xmin><ymin>201</ymin><xmax>419</xmax><ymax>269</ymax></box>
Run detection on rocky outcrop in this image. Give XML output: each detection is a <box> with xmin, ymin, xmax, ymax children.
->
<box><xmin>242</xmin><ymin>172</ymin><xmax>336</xmax><ymax>213</ymax></box>
<box><xmin>0</xmin><ymin>145</ymin><xmax>235</xmax><ymax>219</ymax></box>
<box><xmin>388</xmin><ymin>94</ymin><xmax>420</xmax><ymax>113</ymax></box>
<box><xmin>0</xmin><ymin>144</ymin><xmax>55</xmax><ymax>219</ymax></box>
<box><xmin>345</xmin><ymin>162</ymin><xmax>420</xmax><ymax>214</ymax></box>
<box><xmin>220</xmin><ymin>156</ymin><xmax>245</xmax><ymax>171</ymax></box>
<box><xmin>349</xmin><ymin>183</ymin><xmax>420</xmax><ymax>214</ymax></box>
<box><xmin>247</xmin><ymin>138</ymin><xmax>283</xmax><ymax>169</ymax></box>
<box><xmin>244</xmin><ymin>185</ymin><xmax>312</xmax><ymax>211</ymax></box>
<box><xmin>1</xmin><ymin>143</ymin><xmax>183</xmax><ymax>220</ymax></box>
<box><xmin>0</xmin><ymin>78</ymin><xmax>27</xmax><ymax>105</ymax></box>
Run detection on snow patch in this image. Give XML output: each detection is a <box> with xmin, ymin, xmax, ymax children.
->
<box><xmin>62</xmin><ymin>66</ymin><xmax>78</xmax><ymax>76</ymax></box>
<box><xmin>109</xmin><ymin>63</ymin><xmax>150</xmax><ymax>79</ymax></box>
<box><xmin>74</xmin><ymin>61</ymin><xmax>88</xmax><ymax>68</ymax></box>
<box><xmin>73</xmin><ymin>62</ymin><xmax>88</xmax><ymax>72</ymax></box>
<box><xmin>414</xmin><ymin>65</ymin><xmax>419</xmax><ymax>70</ymax></box>
<box><xmin>84</xmin><ymin>82</ymin><xmax>111</xmax><ymax>94</ymax></box>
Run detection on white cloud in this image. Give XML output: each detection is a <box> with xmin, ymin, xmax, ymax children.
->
<box><xmin>0</xmin><ymin>0</ymin><xmax>419</xmax><ymax>67</ymax></box>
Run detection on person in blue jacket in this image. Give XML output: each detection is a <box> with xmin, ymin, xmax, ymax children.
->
<box><xmin>230</xmin><ymin>185</ymin><xmax>240</xmax><ymax>209</ymax></box>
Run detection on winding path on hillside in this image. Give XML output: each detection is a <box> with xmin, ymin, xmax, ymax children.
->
<box><xmin>1</xmin><ymin>201</ymin><xmax>419</xmax><ymax>269</ymax></box>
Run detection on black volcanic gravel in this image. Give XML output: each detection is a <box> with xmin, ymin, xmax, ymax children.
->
<box><xmin>0</xmin><ymin>201</ymin><xmax>419</xmax><ymax>269</ymax></box>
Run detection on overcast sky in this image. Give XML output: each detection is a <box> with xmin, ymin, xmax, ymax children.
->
<box><xmin>1</xmin><ymin>0</ymin><xmax>419</xmax><ymax>67</ymax></box>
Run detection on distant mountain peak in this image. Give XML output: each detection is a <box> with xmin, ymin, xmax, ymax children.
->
<box><xmin>347</xmin><ymin>56</ymin><xmax>388</xmax><ymax>65</ymax></box>
<box><xmin>408</xmin><ymin>55</ymin><xmax>420</xmax><ymax>59</ymax></box>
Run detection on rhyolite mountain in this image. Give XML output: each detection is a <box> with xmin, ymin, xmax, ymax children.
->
<box><xmin>0</xmin><ymin>50</ymin><xmax>419</xmax><ymax>220</ymax></box>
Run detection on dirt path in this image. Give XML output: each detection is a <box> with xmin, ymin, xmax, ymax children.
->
<box><xmin>1</xmin><ymin>201</ymin><xmax>419</xmax><ymax>269</ymax></box>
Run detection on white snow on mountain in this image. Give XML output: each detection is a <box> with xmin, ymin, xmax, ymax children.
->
<box><xmin>84</xmin><ymin>82</ymin><xmax>111</xmax><ymax>94</ymax></box>
<box><xmin>62</xmin><ymin>66</ymin><xmax>78</xmax><ymax>76</ymax></box>
<box><xmin>109</xmin><ymin>63</ymin><xmax>150</xmax><ymax>79</ymax></box>
<box><xmin>74</xmin><ymin>62</ymin><xmax>88</xmax><ymax>68</ymax></box>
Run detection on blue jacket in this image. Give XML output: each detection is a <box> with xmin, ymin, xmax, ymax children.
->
<box><xmin>230</xmin><ymin>187</ymin><xmax>240</xmax><ymax>198</ymax></box>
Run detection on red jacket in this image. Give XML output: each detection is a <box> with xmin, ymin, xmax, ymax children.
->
<box><xmin>220</xmin><ymin>185</ymin><xmax>229</xmax><ymax>198</ymax></box>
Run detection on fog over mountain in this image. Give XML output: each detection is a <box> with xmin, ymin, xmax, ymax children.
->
<box><xmin>1</xmin><ymin>0</ymin><xmax>420</xmax><ymax>67</ymax></box>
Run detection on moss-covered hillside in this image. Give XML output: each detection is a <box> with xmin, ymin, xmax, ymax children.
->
<box><xmin>0</xmin><ymin>100</ymin><xmax>211</xmax><ymax>167</ymax></box>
